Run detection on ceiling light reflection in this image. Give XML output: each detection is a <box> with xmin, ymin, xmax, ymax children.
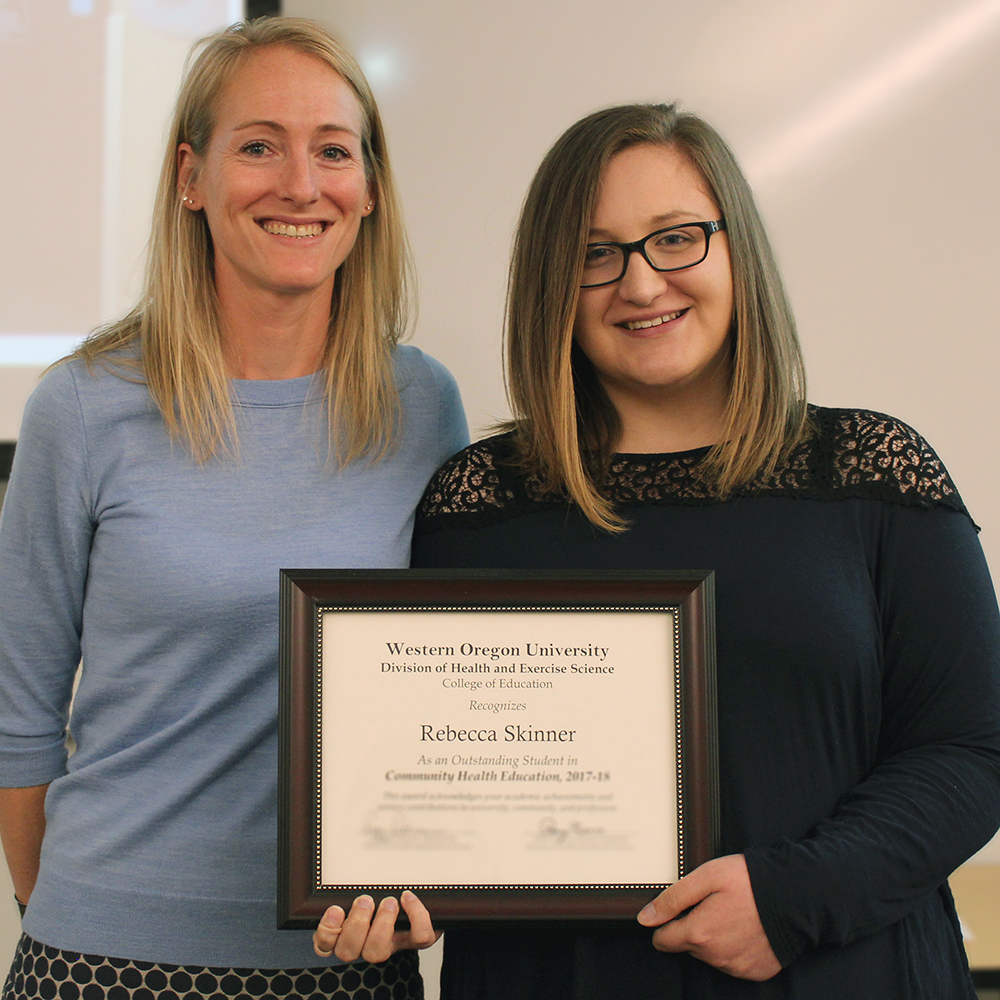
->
<box><xmin>359</xmin><ymin>49</ymin><xmax>399</xmax><ymax>88</ymax></box>
<box><xmin>745</xmin><ymin>0</ymin><xmax>1000</xmax><ymax>186</ymax></box>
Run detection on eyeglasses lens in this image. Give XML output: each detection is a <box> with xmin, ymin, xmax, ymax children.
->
<box><xmin>645</xmin><ymin>226</ymin><xmax>708</xmax><ymax>270</ymax></box>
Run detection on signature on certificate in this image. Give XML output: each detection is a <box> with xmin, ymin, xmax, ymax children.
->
<box><xmin>528</xmin><ymin>816</ymin><xmax>633</xmax><ymax>850</ymax></box>
<box><xmin>361</xmin><ymin>818</ymin><xmax>475</xmax><ymax>850</ymax></box>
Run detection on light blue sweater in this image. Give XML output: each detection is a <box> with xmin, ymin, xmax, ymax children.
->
<box><xmin>0</xmin><ymin>346</ymin><xmax>467</xmax><ymax>967</ymax></box>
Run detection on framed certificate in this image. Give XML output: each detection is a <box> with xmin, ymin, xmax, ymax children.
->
<box><xmin>278</xmin><ymin>569</ymin><xmax>718</xmax><ymax>928</ymax></box>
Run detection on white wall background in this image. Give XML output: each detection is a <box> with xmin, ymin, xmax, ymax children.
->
<box><xmin>1</xmin><ymin>0</ymin><xmax>998</xmax><ymax>987</ymax></box>
<box><xmin>0</xmin><ymin>0</ymin><xmax>239</xmax><ymax>432</ymax></box>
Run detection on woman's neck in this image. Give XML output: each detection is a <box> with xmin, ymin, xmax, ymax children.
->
<box><xmin>602</xmin><ymin>373</ymin><xmax>730</xmax><ymax>454</ymax></box>
<box><xmin>216</xmin><ymin>283</ymin><xmax>332</xmax><ymax>381</ymax></box>
<box><xmin>614</xmin><ymin>409</ymin><xmax>724</xmax><ymax>453</ymax></box>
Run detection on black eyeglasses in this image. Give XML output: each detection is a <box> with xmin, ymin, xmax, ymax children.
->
<box><xmin>580</xmin><ymin>220</ymin><xmax>726</xmax><ymax>288</ymax></box>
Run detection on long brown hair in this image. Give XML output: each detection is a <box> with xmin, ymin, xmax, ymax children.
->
<box><xmin>505</xmin><ymin>103</ymin><xmax>807</xmax><ymax>531</ymax></box>
<box><xmin>74</xmin><ymin>18</ymin><xmax>411</xmax><ymax>463</ymax></box>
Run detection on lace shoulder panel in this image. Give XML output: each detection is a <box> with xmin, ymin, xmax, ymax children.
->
<box><xmin>415</xmin><ymin>433</ymin><xmax>564</xmax><ymax>533</ymax></box>
<box><xmin>792</xmin><ymin>407</ymin><xmax>969</xmax><ymax>514</ymax></box>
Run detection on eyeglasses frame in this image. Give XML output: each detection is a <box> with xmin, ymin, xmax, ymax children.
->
<box><xmin>580</xmin><ymin>219</ymin><xmax>727</xmax><ymax>289</ymax></box>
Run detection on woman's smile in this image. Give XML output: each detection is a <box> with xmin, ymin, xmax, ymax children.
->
<box><xmin>258</xmin><ymin>219</ymin><xmax>327</xmax><ymax>238</ymax></box>
<box><xmin>620</xmin><ymin>307</ymin><xmax>689</xmax><ymax>331</ymax></box>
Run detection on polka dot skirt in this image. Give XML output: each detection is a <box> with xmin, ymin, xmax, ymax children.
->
<box><xmin>2</xmin><ymin>935</ymin><xmax>423</xmax><ymax>1000</ymax></box>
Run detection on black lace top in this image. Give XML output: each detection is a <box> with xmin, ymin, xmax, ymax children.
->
<box><xmin>412</xmin><ymin>407</ymin><xmax>1000</xmax><ymax>999</ymax></box>
<box><xmin>416</xmin><ymin>406</ymin><xmax>972</xmax><ymax>535</ymax></box>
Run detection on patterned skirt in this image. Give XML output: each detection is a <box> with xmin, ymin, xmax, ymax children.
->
<box><xmin>2</xmin><ymin>934</ymin><xmax>423</xmax><ymax>1000</ymax></box>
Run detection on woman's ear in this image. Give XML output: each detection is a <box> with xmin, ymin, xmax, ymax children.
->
<box><xmin>177</xmin><ymin>143</ymin><xmax>202</xmax><ymax>210</ymax></box>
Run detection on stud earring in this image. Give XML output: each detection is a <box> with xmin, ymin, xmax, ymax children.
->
<box><xmin>182</xmin><ymin>196</ymin><xmax>194</xmax><ymax>205</ymax></box>
<box><xmin>366</xmin><ymin>201</ymin><xmax>373</xmax><ymax>212</ymax></box>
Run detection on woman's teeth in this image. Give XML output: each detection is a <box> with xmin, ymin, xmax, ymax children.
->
<box><xmin>624</xmin><ymin>310</ymin><xmax>685</xmax><ymax>331</ymax></box>
<box><xmin>260</xmin><ymin>221</ymin><xmax>324</xmax><ymax>238</ymax></box>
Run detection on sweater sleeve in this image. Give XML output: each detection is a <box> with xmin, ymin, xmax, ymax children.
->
<box><xmin>745</xmin><ymin>502</ymin><xmax>1000</xmax><ymax>967</ymax></box>
<box><xmin>0</xmin><ymin>364</ymin><xmax>95</xmax><ymax>786</ymax></box>
<box><xmin>423</xmin><ymin>351</ymin><xmax>470</xmax><ymax>461</ymax></box>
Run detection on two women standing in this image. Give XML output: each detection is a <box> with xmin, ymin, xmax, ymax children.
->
<box><xmin>1</xmin><ymin>16</ymin><xmax>998</xmax><ymax>1000</ymax></box>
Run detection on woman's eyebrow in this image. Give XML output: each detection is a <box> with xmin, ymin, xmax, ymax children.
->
<box><xmin>231</xmin><ymin>119</ymin><xmax>361</xmax><ymax>139</ymax></box>
<box><xmin>588</xmin><ymin>210</ymin><xmax>702</xmax><ymax>239</ymax></box>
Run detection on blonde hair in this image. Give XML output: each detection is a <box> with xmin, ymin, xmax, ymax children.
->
<box><xmin>505</xmin><ymin>103</ymin><xmax>807</xmax><ymax>531</ymax></box>
<box><xmin>76</xmin><ymin>17</ymin><xmax>411</xmax><ymax>463</ymax></box>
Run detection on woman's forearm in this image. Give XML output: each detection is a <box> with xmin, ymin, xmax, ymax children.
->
<box><xmin>0</xmin><ymin>784</ymin><xmax>48</xmax><ymax>903</ymax></box>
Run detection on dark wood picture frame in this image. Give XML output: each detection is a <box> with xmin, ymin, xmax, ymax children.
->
<box><xmin>278</xmin><ymin>569</ymin><xmax>718</xmax><ymax>929</ymax></box>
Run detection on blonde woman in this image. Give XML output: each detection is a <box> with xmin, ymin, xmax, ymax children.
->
<box><xmin>0</xmin><ymin>18</ymin><xmax>464</xmax><ymax>999</ymax></box>
<box><xmin>410</xmin><ymin>104</ymin><xmax>1000</xmax><ymax>998</ymax></box>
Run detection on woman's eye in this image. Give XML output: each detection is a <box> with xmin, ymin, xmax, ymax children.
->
<box><xmin>655</xmin><ymin>229</ymin><xmax>695</xmax><ymax>249</ymax></box>
<box><xmin>321</xmin><ymin>146</ymin><xmax>350</xmax><ymax>161</ymax></box>
<box><xmin>240</xmin><ymin>141</ymin><xmax>269</xmax><ymax>157</ymax></box>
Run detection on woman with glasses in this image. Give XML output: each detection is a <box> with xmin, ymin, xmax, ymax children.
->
<box><xmin>400</xmin><ymin>104</ymin><xmax>1000</xmax><ymax>998</ymax></box>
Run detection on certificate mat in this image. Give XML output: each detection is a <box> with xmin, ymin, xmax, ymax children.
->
<box><xmin>278</xmin><ymin>570</ymin><xmax>718</xmax><ymax>928</ymax></box>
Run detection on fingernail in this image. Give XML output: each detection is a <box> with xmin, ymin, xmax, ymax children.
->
<box><xmin>637</xmin><ymin>903</ymin><xmax>656</xmax><ymax>923</ymax></box>
<box><xmin>379</xmin><ymin>896</ymin><xmax>399</xmax><ymax>913</ymax></box>
<box><xmin>320</xmin><ymin>906</ymin><xmax>343</xmax><ymax>928</ymax></box>
<box><xmin>356</xmin><ymin>895</ymin><xmax>374</xmax><ymax>911</ymax></box>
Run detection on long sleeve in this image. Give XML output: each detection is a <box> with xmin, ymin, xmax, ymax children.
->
<box><xmin>745</xmin><ymin>503</ymin><xmax>1000</xmax><ymax>966</ymax></box>
<box><xmin>0</xmin><ymin>364</ymin><xmax>93</xmax><ymax>786</ymax></box>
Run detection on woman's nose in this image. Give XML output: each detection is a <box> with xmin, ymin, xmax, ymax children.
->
<box><xmin>617</xmin><ymin>249</ymin><xmax>669</xmax><ymax>304</ymax></box>
<box><xmin>280</xmin><ymin>150</ymin><xmax>320</xmax><ymax>206</ymax></box>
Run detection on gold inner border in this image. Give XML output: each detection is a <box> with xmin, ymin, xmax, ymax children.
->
<box><xmin>314</xmin><ymin>605</ymin><xmax>683</xmax><ymax>892</ymax></box>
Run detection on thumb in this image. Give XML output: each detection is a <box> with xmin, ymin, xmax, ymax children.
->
<box><xmin>637</xmin><ymin>870</ymin><xmax>710</xmax><ymax>927</ymax></box>
<box><xmin>313</xmin><ymin>904</ymin><xmax>345</xmax><ymax>957</ymax></box>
